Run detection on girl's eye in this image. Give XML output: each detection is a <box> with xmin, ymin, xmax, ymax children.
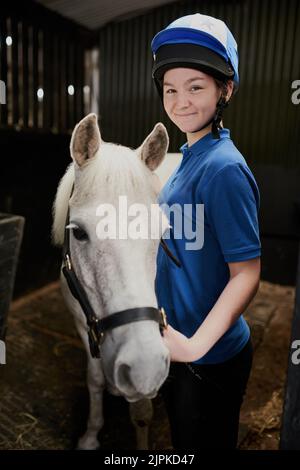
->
<box><xmin>165</xmin><ymin>86</ymin><xmax>203</xmax><ymax>94</ymax></box>
<box><xmin>73</xmin><ymin>227</ymin><xmax>88</xmax><ymax>241</ymax></box>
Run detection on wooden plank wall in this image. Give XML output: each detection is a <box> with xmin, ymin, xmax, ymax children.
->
<box><xmin>0</xmin><ymin>1</ymin><xmax>95</xmax><ymax>134</ymax></box>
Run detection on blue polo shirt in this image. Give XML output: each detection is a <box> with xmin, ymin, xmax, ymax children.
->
<box><xmin>155</xmin><ymin>128</ymin><xmax>261</xmax><ymax>364</ymax></box>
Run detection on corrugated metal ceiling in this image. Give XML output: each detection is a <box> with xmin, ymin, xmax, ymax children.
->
<box><xmin>35</xmin><ymin>0</ymin><xmax>178</xmax><ymax>30</ymax></box>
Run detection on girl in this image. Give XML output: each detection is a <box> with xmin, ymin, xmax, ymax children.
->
<box><xmin>151</xmin><ymin>13</ymin><xmax>261</xmax><ymax>449</ymax></box>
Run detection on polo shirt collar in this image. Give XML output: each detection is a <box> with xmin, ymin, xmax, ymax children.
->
<box><xmin>180</xmin><ymin>128</ymin><xmax>230</xmax><ymax>157</ymax></box>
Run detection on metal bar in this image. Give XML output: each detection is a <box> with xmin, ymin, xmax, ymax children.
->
<box><xmin>42</xmin><ymin>27</ymin><xmax>52</xmax><ymax>130</ymax></box>
<box><xmin>0</xmin><ymin>16</ymin><xmax>8</xmax><ymax>125</ymax></box>
<box><xmin>21</xmin><ymin>19</ymin><xmax>29</xmax><ymax>128</ymax></box>
<box><xmin>10</xmin><ymin>16</ymin><xmax>19</xmax><ymax>126</ymax></box>
<box><xmin>59</xmin><ymin>37</ymin><xmax>67</xmax><ymax>131</ymax></box>
<box><xmin>52</xmin><ymin>33</ymin><xmax>59</xmax><ymax>133</ymax></box>
<box><xmin>76</xmin><ymin>42</ymin><xmax>84</xmax><ymax>122</ymax></box>
<box><xmin>32</xmin><ymin>26</ymin><xmax>38</xmax><ymax>128</ymax></box>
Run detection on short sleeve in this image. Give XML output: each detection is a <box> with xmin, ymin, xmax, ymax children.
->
<box><xmin>202</xmin><ymin>163</ymin><xmax>261</xmax><ymax>262</ymax></box>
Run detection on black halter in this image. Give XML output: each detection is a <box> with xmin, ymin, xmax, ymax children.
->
<box><xmin>62</xmin><ymin>192</ymin><xmax>181</xmax><ymax>358</ymax></box>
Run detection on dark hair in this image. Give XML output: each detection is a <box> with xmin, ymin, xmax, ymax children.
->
<box><xmin>214</xmin><ymin>78</ymin><xmax>232</xmax><ymax>101</ymax></box>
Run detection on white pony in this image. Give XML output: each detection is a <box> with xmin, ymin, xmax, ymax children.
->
<box><xmin>52</xmin><ymin>113</ymin><xmax>171</xmax><ymax>450</ymax></box>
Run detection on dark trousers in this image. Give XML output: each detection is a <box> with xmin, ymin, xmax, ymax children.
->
<box><xmin>160</xmin><ymin>337</ymin><xmax>253</xmax><ymax>449</ymax></box>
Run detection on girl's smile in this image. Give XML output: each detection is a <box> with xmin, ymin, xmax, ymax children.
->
<box><xmin>175</xmin><ymin>113</ymin><xmax>198</xmax><ymax>117</ymax></box>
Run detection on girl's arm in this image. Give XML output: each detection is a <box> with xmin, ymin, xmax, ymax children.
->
<box><xmin>162</xmin><ymin>257</ymin><xmax>261</xmax><ymax>362</ymax></box>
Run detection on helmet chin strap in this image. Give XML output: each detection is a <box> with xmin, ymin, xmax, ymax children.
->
<box><xmin>190</xmin><ymin>95</ymin><xmax>230</xmax><ymax>139</ymax></box>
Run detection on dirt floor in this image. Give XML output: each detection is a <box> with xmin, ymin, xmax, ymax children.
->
<box><xmin>0</xmin><ymin>280</ymin><xmax>295</xmax><ymax>450</ymax></box>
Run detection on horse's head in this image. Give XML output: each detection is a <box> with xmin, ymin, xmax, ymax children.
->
<box><xmin>53</xmin><ymin>113</ymin><xmax>171</xmax><ymax>401</ymax></box>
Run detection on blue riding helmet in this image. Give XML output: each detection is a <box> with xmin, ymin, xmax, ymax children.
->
<box><xmin>151</xmin><ymin>13</ymin><xmax>240</xmax><ymax>138</ymax></box>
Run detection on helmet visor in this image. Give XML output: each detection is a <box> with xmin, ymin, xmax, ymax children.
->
<box><xmin>152</xmin><ymin>43</ymin><xmax>234</xmax><ymax>82</ymax></box>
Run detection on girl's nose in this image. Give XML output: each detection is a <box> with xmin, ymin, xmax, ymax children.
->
<box><xmin>175</xmin><ymin>92</ymin><xmax>191</xmax><ymax>109</ymax></box>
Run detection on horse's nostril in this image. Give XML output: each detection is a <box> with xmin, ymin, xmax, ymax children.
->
<box><xmin>117</xmin><ymin>363</ymin><xmax>132</xmax><ymax>388</ymax></box>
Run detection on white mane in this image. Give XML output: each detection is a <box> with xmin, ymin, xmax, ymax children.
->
<box><xmin>52</xmin><ymin>162</ymin><xmax>75</xmax><ymax>246</ymax></box>
<box><xmin>52</xmin><ymin>142</ymin><xmax>156</xmax><ymax>246</ymax></box>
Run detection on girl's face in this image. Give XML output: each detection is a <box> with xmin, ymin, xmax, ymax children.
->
<box><xmin>163</xmin><ymin>68</ymin><xmax>221</xmax><ymax>135</ymax></box>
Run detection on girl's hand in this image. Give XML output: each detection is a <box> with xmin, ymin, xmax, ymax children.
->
<box><xmin>162</xmin><ymin>324</ymin><xmax>199</xmax><ymax>362</ymax></box>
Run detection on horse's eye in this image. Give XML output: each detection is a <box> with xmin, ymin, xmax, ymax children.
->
<box><xmin>73</xmin><ymin>227</ymin><xmax>88</xmax><ymax>241</ymax></box>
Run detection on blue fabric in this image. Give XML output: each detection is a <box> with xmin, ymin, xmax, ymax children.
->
<box><xmin>155</xmin><ymin>128</ymin><xmax>261</xmax><ymax>364</ymax></box>
<box><xmin>225</xmin><ymin>27</ymin><xmax>239</xmax><ymax>85</ymax></box>
<box><xmin>151</xmin><ymin>28</ymin><xmax>228</xmax><ymax>62</ymax></box>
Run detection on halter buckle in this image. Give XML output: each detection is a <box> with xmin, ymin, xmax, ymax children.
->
<box><xmin>88</xmin><ymin>318</ymin><xmax>104</xmax><ymax>359</ymax></box>
<box><xmin>65</xmin><ymin>253</ymin><xmax>72</xmax><ymax>271</ymax></box>
<box><xmin>159</xmin><ymin>307</ymin><xmax>168</xmax><ymax>331</ymax></box>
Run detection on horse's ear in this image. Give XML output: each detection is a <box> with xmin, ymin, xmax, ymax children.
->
<box><xmin>137</xmin><ymin>122</ymin><xmax>169</xmax><ymax>171</ymax></box>
<box><xmin>70</xmin><ymin>113</ymin><xmax>101</xmax><ymax>167</ymax></box>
